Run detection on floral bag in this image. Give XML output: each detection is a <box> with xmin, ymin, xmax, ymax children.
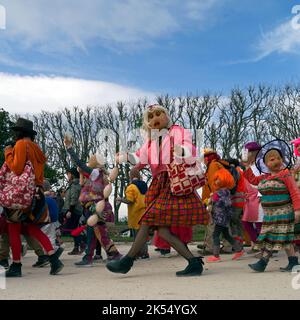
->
<box><xmin>4</xmin><ymin>186</ymin><xmax>50</xmax><ymax>224</ymax></box>
<box><xmin>166</xmin><ymin>137</ymin><xmax>206</xmax><ymax>196</ymax></box>
<box><xmin>0</xmin><ymin>159</ymin><xmax>36</xmax><ymax>210</ymax></box>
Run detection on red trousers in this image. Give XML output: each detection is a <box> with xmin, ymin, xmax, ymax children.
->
<box><xmin>153</xmin><ymin>226</ymin><xmax>193</xmax><ymax>250</ymax></box>
<box><xmin>8</xmin><ymin>222</ymin><xmax>54</xmax><ymax>261</ymax></box>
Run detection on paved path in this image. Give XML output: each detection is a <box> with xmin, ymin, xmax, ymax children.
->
<box><xmin>1</xmin><ymin>243</ymin><xmax>300</xmax><ymax>300</ymax></box>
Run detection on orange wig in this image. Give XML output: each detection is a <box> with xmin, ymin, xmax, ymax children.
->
<box><xmin>213</xmin><ymin>168</ymin><xmax>235</xmax><ymax>190</ymax></box>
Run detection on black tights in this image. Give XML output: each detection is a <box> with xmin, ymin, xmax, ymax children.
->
<box><xmin>127</xmin><ymin>225</ymin><xmax>194</xmax><ymax>260</ymax></box>
<box><xmin>261</xmin><ymin>249</ymin><xmax>273</xmax><ymax>260</ymax></box>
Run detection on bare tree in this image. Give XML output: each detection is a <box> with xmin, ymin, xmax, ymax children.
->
<box><xmin>21</xmin><ymin>85</ymin><xmax>300</xmax><ymax>220</ymax></box>
<box><xmin>246</xmin><ymin>85</ymin><xmax>274</xmax><ymax>145</ymax></box>
<box><xmin>218</xmin><ymin>86</ymin><xmax>273</xmax><ymax>159</ymax></box>
<box><xmin>268</xmin><ymin>84</ymin><xmax>300</xmax><ymax>142</ymax></box>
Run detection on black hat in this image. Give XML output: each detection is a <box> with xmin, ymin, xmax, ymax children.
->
<box><xmin>66</xmin><ymin>167</ymin><xmax>80</xmax><ymax>179</ymax></box>
<box><xmin>11</xmin><ymin>118</ymin><xmax>37</xmax><ymax>135</ymax></box>
<box><xmin>255</xmin><ymin>139</ymin><xmax>292</xmax><ymax>174</ymax></box>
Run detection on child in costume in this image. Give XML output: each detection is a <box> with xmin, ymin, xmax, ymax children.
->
<box><xmin>241</xmin><ymin>142</ymin><xmax>264</xmax><ymax>254</ymax></box>
<box><xmin>42</xmin><ymin>180</ymin><xmax>64</xmax><ymax>254</ymax></box>
<box><xmin>116</xmin><ymin>169</ymin><xmax>149</xmax><ymax>259</ymax></box>
<box><xmin>63</xmin><ymin>138</ymin><xmax>122</xmax><ymax>264</ymax></box>
<box><xmin>200</xmin><ymin>149</ymin><xmax>234</xmax><ymax>254</ymax></box>
<box><xmin>244</xmin><ymin>139</ymin><xmax>300</xmax><ymax>272</ymax></box>
<box><xmin>106</xmin><ymin>104</ymin><xmax>208</xmax><ymax>277</ymax></box>
<box><xmin>206</xmin><ymin>168</ymin><xmax>244</xmax><ymax>262</ymax></box>
<box><xmin>226</xmin><ymin>158</ymin><xmax>246</xmax><ymax>252</ymax></box>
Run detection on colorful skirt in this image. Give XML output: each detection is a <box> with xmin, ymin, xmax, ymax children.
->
<box><xmin>294</xmin><ymin>223</ymin><xmax>300</xmax><ymax>243</ymax></box>
<box><xmin>141</xmin><ymin>171</ymin><xmax>208</xmax><ymax>227</ymax></box>
<box><xmin>255</xmin><ymin>203</ymin><xmax>295</xmax><ymax>251</ymax></box>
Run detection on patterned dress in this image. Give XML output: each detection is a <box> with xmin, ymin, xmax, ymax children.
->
<box><xmin>134</xmin><ymin>125</ymin><xmax>208</xmax><ymax>227</ymax></box>
<box><xmin>142</xmin><ymin>171</ymin><xmax>208</xmax><ymax>226</ymax></box>
<box><xmin>245</xmin><ymin>169</ymin><xmax>300</xmax><ymax>251</ymax></box>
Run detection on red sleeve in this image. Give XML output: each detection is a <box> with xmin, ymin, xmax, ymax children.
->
<box><xmin>284</xmin><ymin>175</ymin><xmax>300</xmax><ymax>211</ymax></box>
<box><xmin>244</xmin><ymin>167</ymin><xmax>268</xmax><ymax>186</ymax></box>
<box><xmin>82</xmin><ymin>172</ymin><xmax>90</xmax><ymax>179</ymax></box>
<box><xmin>4</xmin><ymin>141</ymin><xmax>27</xmax><ymax>175</ymax></box>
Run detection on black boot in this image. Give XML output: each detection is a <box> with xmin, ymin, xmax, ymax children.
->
<box><xmin>106</xmin><ymin>255</ymin><xmax>134</xmax><ymax>274</ymax></box>
<box><xmin>49</xmin><ymin>254</ymin><xmax>64</xmax><ymax>275</ymax></box>
<box><xmin>176</xmin><ymin>257</ymin><xmax>204</xmax><ymax>277</ymax></box>
<box><xmin>6</xmin><ymin>262</ymin><xmax>22</xmax><ymax>277</ymax></box>
<box><xmin>32</xmin><ymin>255</ymin><xmax>50</xmax><ymax>268</ymax></box>
<box><xmin>248</xmin><ymin>257</ymin><xmax>268</xmax><ymax>272</ymax></box>
<box><xmin>0</xmin><ymin>259</ymin><xmax>9</xmax><ymax>270</ymax></box>
<box><xmin>280</xmin><ymin>256</ymin><xmax>300</xmax><ymax>272</ymax></box>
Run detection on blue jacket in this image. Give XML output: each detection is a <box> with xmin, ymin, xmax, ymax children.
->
<box><xmin>45</xmin><ymin>196</ymin><xmax>59</xmax><ymax>223</ymax></box>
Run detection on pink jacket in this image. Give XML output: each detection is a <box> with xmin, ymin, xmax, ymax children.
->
<box><xmin>242</xmin><ymin>179</ymin><xmax>260</xmax><ymax>222</ymax></box>
<box><xmin>134</xmin><ymin>125</ymin><xmax>196</xmax><ymax>178</ymax></box>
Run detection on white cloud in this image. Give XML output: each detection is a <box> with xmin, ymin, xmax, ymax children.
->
<box><xmin>0</xmin><ymin>0</ymin><xmax>225</xmax><ymax>54</ymax></box>
<box><xmin>0</xmin><ymin>73</ymin><xmax>155</xmax><ymax>114</ymax></box>
<box><xmin>184</xmin><ymin>0</ymin><xmax>218</xmax><ymax>21</ymax></box>
<box><xmin>255</xmin><ymin>20</ymin><xmax>300</xmax><ymax>60</ymax></box>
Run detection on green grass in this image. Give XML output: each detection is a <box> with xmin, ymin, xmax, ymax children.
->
<box><xmin>192</xmin><ymin>226</ymin><xmax>206</xmax><ymax>242</ymax></box>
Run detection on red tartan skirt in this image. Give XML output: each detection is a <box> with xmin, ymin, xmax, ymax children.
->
<box><xmin>141</xmin><ymin>171</ymin><xmax>208</xmax><ymax>227</ymax></box>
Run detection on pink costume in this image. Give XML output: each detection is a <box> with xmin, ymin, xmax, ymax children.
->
<box><xmin>133</xmin><ymin>125</ymin><xmax>196</xmax><ymax>177</ymax></box>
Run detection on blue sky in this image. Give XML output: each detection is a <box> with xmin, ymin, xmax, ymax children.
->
<box><xmin>0</xmin><ymin>0</ymin><xmax>300</xmax><ymax>113</ymax></box>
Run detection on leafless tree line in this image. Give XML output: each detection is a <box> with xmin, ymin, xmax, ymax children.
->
<box><xmin>11</xmin><ymin>84</ymin><xmax>300</xmax><ymax>221</ymax></box>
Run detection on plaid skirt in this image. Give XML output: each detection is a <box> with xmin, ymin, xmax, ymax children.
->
<box><xmin>141</xmin><ymin>171</ymin><xmax>208</xmax><ymax>227</ymax></box>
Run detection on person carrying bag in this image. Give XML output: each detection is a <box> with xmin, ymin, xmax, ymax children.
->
<box><xmin>2</xmin><ymin>118</ymin><xmax>63</xmax><ymax>277</ymax></box>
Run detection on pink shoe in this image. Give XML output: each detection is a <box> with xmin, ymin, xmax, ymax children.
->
<box><xmin>207</xmin><ymin>256</ymin><xmax>221</xmax><ymax>263</ymax></box>
<box><xmin>232</xmin><ymin>250</ymin><xmax>245</xmax><ymax>260</ymax></box>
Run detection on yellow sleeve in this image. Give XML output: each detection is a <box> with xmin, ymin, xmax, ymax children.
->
<box><xmin>125</xmin><ymin>184</ymin><xmax>138</xmax><ymax>203</ymax></box>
